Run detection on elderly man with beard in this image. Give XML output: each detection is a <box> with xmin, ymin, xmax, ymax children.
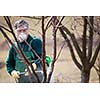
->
<box><xmin>6</xmin><ymin>19</ymin><xmax>44</xmax><ymax>83</ymax></box>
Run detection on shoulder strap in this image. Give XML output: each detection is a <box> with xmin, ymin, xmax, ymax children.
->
<box><xmin>29</xmin><ymin>36</ymin><xmax>41</xmax><ymax>59</ymax></box>
<box><xmin>29</xmin><ymin>36</ymin><xmax>37</xmax><ymax>46</ymax></box>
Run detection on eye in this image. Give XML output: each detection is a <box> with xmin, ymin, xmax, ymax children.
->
<box><xmin>17</xmin><ymin>30</ymin><xmax>22</xmax><ymax>32</ymax></box>
<box><xmin>23</xmin><ymin>29</ymin><xmax>27</xmax><ymax>32</ymax></box>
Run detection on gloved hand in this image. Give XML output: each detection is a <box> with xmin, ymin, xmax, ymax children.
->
<box><xmin>45</xmin><ymin>56</ymin><xmax>52</xmax><ymax>67</ymax></box>
<box><xmin>32</xmin><ymin>63</ymin><xmax>37</xmax><ymax>70</ymax></box>
<box><xmin>11</xmin><ymin>70</ymin><xmax>20</xmax><ymax>79</ymax></box>
<box><xmin>28</xmin><ymin>63</ymin><xmax>37</xmax><ymax>72</ymax></box>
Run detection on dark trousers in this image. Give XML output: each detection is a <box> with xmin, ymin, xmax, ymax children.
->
<box><xmin>16</xmin><ymin>71</ymin><xmax>43</xmax><ymax>83</ymax></box>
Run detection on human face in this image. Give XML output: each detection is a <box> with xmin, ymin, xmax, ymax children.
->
<box><xmin>15</xmin><ymin>26</ymin><xmax>28</xmax><ymax>42</ymax></box>
<box><xmin>16</xmin><ymin>26</ymin><xmax>28</xmax><ymax>37</ymax></box>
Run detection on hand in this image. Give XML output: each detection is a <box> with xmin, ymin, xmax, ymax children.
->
<box><xmin>32</xmin><ymin>63</ymin><xmax>37</xmax><ymax>70</ymax></box>
<box><xmin>28</xmin><ymin>63</ymin><xmax>37</xmax><ymax>73</ymax></box>
<box><xmin>11</xmin><ymin>70</ymin><xmax>20</xmax><ymax>79</ymax></box>
<box><xmin>45</xmin><ymin>56</ymin><xmax>52</xmax><ymax>67</ymax></box>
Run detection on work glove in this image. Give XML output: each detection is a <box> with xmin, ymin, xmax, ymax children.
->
<box><xmin>45</xmin><ymin>56</ymin><xmax>52</xmax><ymax>67</ymax></box>
<box><xmin>28</xmin><ymin>63</ymin><xmax>37</xmax><ymax>72</ymax></box>
<box><xmin>32</xmin><ymin>63</ymin><xmax>37</xmax><ymax>70</ymax></box>
<box><xmin>11</xmin><ymin>70</ymin><xmax>20</xmax><ymax>80</ymax></box>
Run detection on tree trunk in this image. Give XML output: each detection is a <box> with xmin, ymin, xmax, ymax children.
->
<box><xmin>81</xmin><ymin>69</ymin><xmax>91</xmax><ymax>83</ymax></box>
<box><xmin>99</xmin><ymin>75</ymin><xmax>100</xmax><ymax>83</ymax></box>
<box><xmin>99</xmin><ymin>63</ymin><xmax>100</xmax><ymax>83</ymax></box>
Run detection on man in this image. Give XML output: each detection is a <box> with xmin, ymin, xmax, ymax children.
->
<box><xmin>6</xmin><ymin>19</ymin><xmax>43</xmax><ymax>83</ymax></box>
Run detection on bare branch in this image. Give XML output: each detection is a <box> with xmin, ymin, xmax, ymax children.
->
<box><xmin>47</xmin><ymin>16</ymin><xmax>65</xmax><ymax>82</ymax></box>
<box><xmin>94</xmin><ymin>65</ymin><xmax>100</xmax><ymax>75</ymax></box>
<box><xmin>51</xmin><ymin>16</ymin><xmax>65</xmax><ymax>31</ymax></box>
<box><xmin>20</xmin><ymin>16</ymin><xmax>49</xmax><ymax>20</ymax></box>
<box><xmin>55</xmin><ymin>41</ymin><xmax>66</xmax><ymax>61</ymax></box>
<box><xmin>61</xmin><ymin>26</ymin><xmax>83</xmax><ymax>62</ymax></box>
<box><xmin>59</xmin><ymin>28</ymin><xmax>82</xmax><ymax>70</ymax></box>
<box><xmin>83</xmin><ymin>16</ymin><xmax>100</xmax><ymax>36</ymax></box>
<box><xmin>42</xmin><ymin>16</ymin><xmax>47</xmax><ymax>82</ymax></box>
<box><xmin>82</xmin><ymin>16</ymin><xmax>88</xmax><ymax>65</ymax></box>
<box><xmin>90</xmin><ymin>42</ymin><xmax>100</xmax><ymax>68</ymax></box>
<box><xmin>88</xmin><ymin>16</ymin><xmax>94</xmax><ymax>61</ymax></box>
<box><xmin>47</xmin><ymin>16</ymin><xmax>57</xmax><ymax>82</ymax></box>
<box><xmin>44</xmin><ymin>16</ymin><xmax>53</xmax><ymax>32</ymax></box>
<box><xmin>53</xmin><ymin>17</ymin><xmax>82</xmax><ymax>63</ymax></box>
<box><xmin>0</xmin><ymin>24</ymin><xmax>11</xmax><ymax>33</ymax></box>
<box><xmin>0</xmin><ymin>27</ymin><xmax>20</xmax><ymax>54</ymax></box>
<box><xmin>24</xmin><ymin>40</ymin><xmax>41</xmax><ymax>60</ymax></box>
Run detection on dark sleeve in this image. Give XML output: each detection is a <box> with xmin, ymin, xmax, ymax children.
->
<box><xmin>6</xmin><ymin>46</ymin><xmax>15</xmax><ymax>74</ymax></box>
<box><xmin>31</xmin><ymin>38</ymin><xmax>42</xmax><ymax>59</ymax></box>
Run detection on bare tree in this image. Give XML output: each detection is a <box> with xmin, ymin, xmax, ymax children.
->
<box><xmin>56</xmin><ymin>16</ymin><xmax>100</xmax><ymax>83</ymax></box>
<box><xmin>41</xmin><ymin>16</ymin><xmax>65</xmax><ymax>82</ymax></box>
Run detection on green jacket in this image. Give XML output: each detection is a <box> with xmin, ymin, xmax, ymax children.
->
<box><xmin>6</xmin><ymin>35</ymin><xmax>42</xmax><ymax>74</ymax></box>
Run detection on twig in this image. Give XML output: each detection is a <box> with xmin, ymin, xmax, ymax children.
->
<box><xmin>94</xmin><ymin>65</ymin><xmax>100</xmax><ymax>75</ymax></box>
<box><xmin>20</xmin><ymin>16</ymin><xmax>49</xmax><ymax>20</ymax></box>
<box><xmin>55</xmin><ymin>41</ymin><xmax>66</xmax><ymax>61</ymax></box>
<box><xmin>0</xmin><ymin>25</ymin><xmax>11</xmax><ymax>33</ymax></box>
<box><xmin>45</xmin><ymin>16</ymin><xmax>53</xmax><ymax>32</ymax></box>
